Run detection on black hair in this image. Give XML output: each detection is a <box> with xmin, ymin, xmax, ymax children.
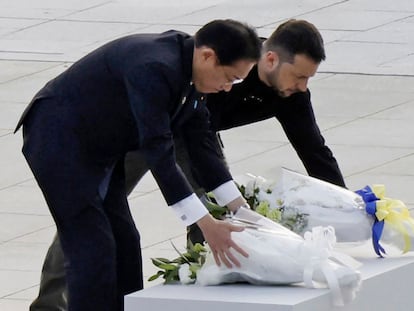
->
<box><xmin>194</xmin><ymin>19</ymin><xmax>262</xmax><ymax>65</ymax></box>
<box><xmin>264</xmin><ymin>19</ymin><xmax>326</xmax><ymax>63</ymax></box>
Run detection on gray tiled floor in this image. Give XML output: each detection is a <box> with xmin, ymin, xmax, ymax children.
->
<box><xmin>1</xmin><ymin>0</ymin><xmax>413</xmax><ymax>310</ymax></box>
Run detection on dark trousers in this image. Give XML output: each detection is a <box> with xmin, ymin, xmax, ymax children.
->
<box><xmin>22</xmin><ymin>99</ymin><xmax>144</xmax><ymax>311</ymax></box>
<box><xmin>30</xmin><ymin>138</ymin><xmax>208</xmax><ymax>311</ymax></box>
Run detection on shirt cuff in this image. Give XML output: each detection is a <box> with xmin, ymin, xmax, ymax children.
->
<box><xmin>211</xmin><ymin>180</ymin><xmax>241</xmax><ymax>207</ymax></box>
<box><xmin>170</xmin><ymin>193</ymin><xmax>209</xmax><ymax>226</ymax></box>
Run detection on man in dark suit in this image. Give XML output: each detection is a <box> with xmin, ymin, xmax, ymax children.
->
<box><xmin>30</xmin><ymin>19</ymin><xmax>346</xmax><ymax>311</ymax></box>
<box><xmin>16</xmin><ymin>19</ymin><xmax>262</xmax><ymax>311</ymax></box>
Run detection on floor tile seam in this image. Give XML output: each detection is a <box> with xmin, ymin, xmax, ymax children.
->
<box><xmin>327</xmin><ymin>142</ymin><xmax>414</xmax><ymax>149</ymax></box>
<box><xmin>0</xmin><ymin>16</ymin><xmax>48</xmax><ymax>21</ymax></box>
<box><xmin>379</xmin><ymin>52</ymin><xmax>414</xmax><ymax>67</ymax></box>
<box><xmin>369</xmin><ymin>9</ymin><xmax>414</xmax><ymax>14</ymax></box>
<box><xmin>0</xmin><ymin>50</ymin><xmax>64</xmax><ymax>57</ymax></box>
<box><xmin>226</xmin><ymin>141</ymin><xmax>294</xmax><ymax>164</ymax></box>
<box><xmin>313</xmin><ymin>73</ymin><xmax>337</xmax><ymax>82</ymax></box>
<box><xmin>0</xmin><ymin>268</ymin><xmax>39</xmax><ymax>273</ymax></box>
<box><xmin>0</xmin><ymin>61</ymin><xmax>68</xmax><ymax>85</ymax></box>
<box><xmin>230</xmin><ymin>141</ymin><xmax>410</xmax><ymax>164</ymax></box>
<box><xmin>0</xmin><ymin>57</ymin><xmax>70</xmax><ymax>65</ymax></box>
<box><xmin>319</xmin><ymin>98</ymin><xmax>414</xmax><ymax>133</ymax></box>
<box><xmin>170</xmin><ymin>4</ymin><xmax>220</xmax><ymax>21</ymax></box>
<box><xmin>362</xmin><ymin>12</ymin><xmax>414</xmax><ymax>32</ymax></box>
<box><xmin>0</xmin><ymin>129</ymin><xmax>14</xmax><ymax>134</ymax></box>
<box><xmin>0</xmin><ymin>225</ymin><xmax>55</xmax><ymax>244</ymax></box>
<box><xmin>0</xmin><ymin>212</ymin><xmax>51</xmax><ymax>217</ymax></box>
<box><xmin>54</xmin><ymin>2</ymin><xmax>218</xmax><ymax>24</ymax></box>
<box><xmin>0</xmin><ymin>99</ymin><xmax>30</xmax><ymax>105</ymax></box>
<box><xmin>52</xmin><ymin>0</ymin><xmax>114</xmax><ymax>21</ymax></box>
<box><xmin>228</xmin><ymin>142</ymin><xmax>413</xmax><ymax>166</ymax></box>
<box><xmin>0</xmin><ymin>296</ymin><xmax>33</xmax><ymax>301</ymax></box>
<box><xmin>319</xmin><ymin>70</ymin><xmax>414</xmax><ymax>78</ymax></box>
<box><xmin>226</xmin><ymin>138</ymin><xmax>288</xmax><ymax>144</ymax></box>
<box><xmin>0</xmin><ymin>16</ymin><xmax>47</xmax><ymax>39</ymax></box>
<box><xmin>141</xmin><ymin>233</ymin><xmax>186</xmax><ymax>250</ymax></box>
<box><xmin>345</xmin><ymin>151</ymin><xmax>414</xmax><ymax>177</ymax></box>
<box><xmin>319</xmin><ymin>117</ymin><xmax>400</xmax><ymax>132</ymax></box>
<box><xmin>347</xmin><ymin>171</ymin><xmax>414</xmax><ymax>178</ymax></box>
<box><xmin>1</xmin><ymin>18</ymin><xmax>58</xmax><ymax>39</ymax></box>
<box><xmin>0</xmin><ymin>0</ymin><xmax>114</xmax><ymax>38</ymax></box>
<box><xmin>0</xmin><ymin>178</ymin><xmax>36</xmax><ymax>191</ymax></box>
<box><xmin>0</xmin><ymin>240</ymin><xmax>52</xmax><ymax>246</ymax></box>
<box><xmin>338</xmin><ymin>39</ymin><xmax>408</xmax><ymax>45</ymax></box>
<box><xmin>258</xmin><ymin>0</ymin><xmax>349</xmax><ymax>28</ymax></box>
<box><xmin>0</xmin><ymin>284</ymin><xmax>38</xmax><ymax>300</ymax></box>
<box><xmin>128</xmin><ymin>188</ymin><xmax>162</xmax><ymax>201</ymax></box>
<box><xmin>50</xmin><ymin>17</ymin><xmax>150</xmax><ymax>26</ymax></box>
<box><xmin>128</xmin><ymin>191</ymin><xmax>156</xmax><ymax>200</ymax></box>
<box><xmin>319</xmin><ymin>12</ymin><xmax>414</xmax><ymax>37</ymax></box>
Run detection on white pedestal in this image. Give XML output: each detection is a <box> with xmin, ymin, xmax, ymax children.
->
<box><xmin>125</xmin><ymin>254</ymin><xmax>414</xmax><ymax>311</ymax></box>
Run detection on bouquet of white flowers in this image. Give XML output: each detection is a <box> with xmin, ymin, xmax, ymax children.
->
<box><xmin>240</xmin><ymin>168</ymin><xmax>414</xmax><ymax>257</ymax></box>
<box><xmin>150</xmin><ymin>207</ymin><xmax>362</xmax><ymax>307</ymax></box>
<box><xmin>197</xmin><ymin>207</ymin><xmax>362</xmax><ymax>306</ymax></box>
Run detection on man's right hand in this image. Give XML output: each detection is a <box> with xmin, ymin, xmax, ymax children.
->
<box><xmin>196</xmin><ymin>214</ymin><xmax>248</xmax><ymax>268</ymax></box>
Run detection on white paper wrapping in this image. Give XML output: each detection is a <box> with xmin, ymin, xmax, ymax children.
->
<box><xmin>239</xmin><ymin>168</ymin><xmax>414</xmax><ymax>256</ymax></box>
<box><xmin>196</xmin><ymin>207</ymin><xmax>361</xmax><ymax>306</ymax></box>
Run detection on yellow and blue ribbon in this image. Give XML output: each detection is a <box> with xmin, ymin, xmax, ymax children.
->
<box><xmin>355</xmin><ymin>185</ymin><xmax>414</xmax><ymax>257</ymax></box>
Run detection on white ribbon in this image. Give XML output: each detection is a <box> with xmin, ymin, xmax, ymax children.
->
<box><xmin>302</xmin><ymin>226</ymin><xmax>361</xmax><ymax>306</ymax></box>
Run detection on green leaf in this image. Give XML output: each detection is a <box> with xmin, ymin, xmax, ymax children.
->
<box><xmin>193</xmin><ymin>243</ymin><xmax>206</xmax><ymax>253</ymax></box>
<box><xmin>154</xmin><ymin>257</ymin><xmax>172</xmax><ymax>263</ymax></box>
<box><xmin>164</xmin><ymin>268</ymin><xmax>179</xmax><ymax>284</ymax></box>
<box><xmin>189</xmin><ymin>264</ymin><xmax>201</xmax><ymax>274</ymax></box>
<box><xmin>151</xmin><ymin>258</ymin><xmax>171</xmax><ymax>267</ymax></box>
<box><xmin>158</xmin><ymin>263</ymin><xmax>177</xmax><ymax>271</ymax></box>
<box><xmin>170</xmin><ymin>241</ymin><xmax>192</xmax><ymax>265</ymax></box>
<box><xmin>148</xmin><ymin>271</ymin><xmax>164</xmax><ymax>282</ymax></box>
<box><xmin>204</xmin><ymin>200</ymin><xmax>228</xmax><ymax>219</ymax></box>
<box><xmin>187</xmin><ymin>248</ymin><xmax>198</xmax><ymax>258</ymax></box>
<box><xmin>171</xmin><ymin>257</ymin><xmax>187</xmax><ymax>264</ymax></box>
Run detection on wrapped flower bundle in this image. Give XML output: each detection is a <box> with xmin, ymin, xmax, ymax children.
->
<box><xmin>151</xmin><ymin>207</ymin><xmax>362</xmax><ymax>306</ymax></box>
<box><xmin>150</xmin><ymin>168</ymin><xmax>413</xmax><ymax>307</ymax></box>
<box><xmin>197</xmin><ymin>207</ymin><xmax>362</xmax><ymax>306</ymax></box>
<box><xmin>241</xmin><ymin>168</ymin><xmax>414</xmax><ymax>257</ymax></box>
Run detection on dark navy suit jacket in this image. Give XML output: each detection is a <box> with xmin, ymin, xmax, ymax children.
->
<box><xmin>16</xmin><ymin>30</ymin><xmax>231</xmax><ymax>206</ymax></box>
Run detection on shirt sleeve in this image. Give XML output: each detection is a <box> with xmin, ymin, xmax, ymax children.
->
<box><xmin>170</xmin><ymin>180</ymin><xmax>240</xmax><ymax>226</ymax></box>
<box><xmin>170</xmin><ymin>193</ymin><xmax>208</xmax><ymax>226</ymax></box>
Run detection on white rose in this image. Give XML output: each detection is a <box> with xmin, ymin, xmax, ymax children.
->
<box><xmin>244</xmin><ymin>179</ymin><xmax>256</xmax><ymax>198</ymax></box>
<box><xmin>178</xmin><ymin>263</ymin><xmax>193</xmax><ymax>284</ymax></box>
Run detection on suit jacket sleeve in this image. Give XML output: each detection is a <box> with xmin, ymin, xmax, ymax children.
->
<box><xmin>124</xmin><ymin>62</ymin><xmax>194</xmax><ymax>205</ymax></box>
<box><xmin>178</xmin><ymin>101</ymin><xmax>234</xmax><ymax>193</ymax></box>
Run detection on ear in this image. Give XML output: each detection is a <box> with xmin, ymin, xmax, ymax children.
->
<box><xmin>200</xmin><ymin>47</ymin><xmax>217</xmax><ymax>63</ymax></box>
<box><xmin>266</xmin><ymin>51</ymin><xmax>279</xmax><ymax>69</ymax></box>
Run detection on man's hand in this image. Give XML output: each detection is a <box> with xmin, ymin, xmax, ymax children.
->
<box><xmin>196</xmin><ymin>214</ymin><xmax>248</xmax><ymax>268</ymax></box>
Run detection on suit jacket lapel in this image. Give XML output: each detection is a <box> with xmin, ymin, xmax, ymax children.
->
<box><xmin>171</xmin><ymin>83</ymin><xmax>195</xmax><ymax>123</ymax></box>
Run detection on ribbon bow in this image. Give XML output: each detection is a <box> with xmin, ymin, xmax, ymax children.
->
<box><xmin>302</xmin><ymin>226</ymin><xmax>361</xmax><ymax>306</ymax></box>
<box><xmin>355</xmin><ymin>185</ymin><xmax>414</xmax><ymax>257</ymax></box>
